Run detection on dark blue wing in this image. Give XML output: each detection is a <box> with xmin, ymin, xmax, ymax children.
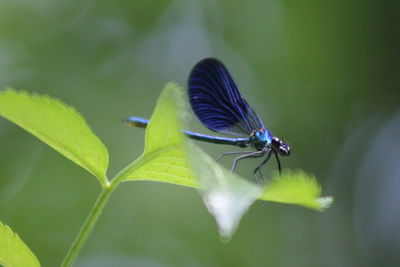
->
<box><xmin>188</xmin><ymin>58</ymin><xmax>264</xmax><ymax>136</ymax></box>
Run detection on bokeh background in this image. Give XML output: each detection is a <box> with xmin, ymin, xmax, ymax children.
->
<box><xmin>1</xmin><ymin>1</ymin><xmax>400</xmax><ymax>266</ymax></box>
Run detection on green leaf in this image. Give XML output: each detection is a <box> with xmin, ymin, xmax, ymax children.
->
<box><xmin>119</xmin><ymin>82</ymin><xmax>332</xmax><ymax>238</ymax></box>
<box><xmin>119</xmin><ymin>82</ymin><xmax>262</xmax><ymax>238</ymax></box>
<box><xmin>0</xmin><ymin>221</ymin><xmax>41</xmax><ymax>267</ymax></box>
<box><xmin>260</xmin><ymin>170</ymin><xmax>333</xmax><ymax>211</ymax></box>
<box><xmin>0</xmin><ymin>89</ymin><xmax>109</xmax><ymax>186</ymax></box>
<box><xmin>119</xmin><ymin>82</ymin><xmax>196</xmax><ymax>187</ymax></box>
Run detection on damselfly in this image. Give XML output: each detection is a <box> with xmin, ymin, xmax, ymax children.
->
<box><xmin>126</xmin><ymin>58</ymin><xmax>290</xmax><ymax>181</ymax></box>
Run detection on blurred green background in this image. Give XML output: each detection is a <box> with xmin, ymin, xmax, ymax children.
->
<box><xmin>1</xmin><ymin>1</ymin><xmax>400</xmax><ymax>266</ymax></box>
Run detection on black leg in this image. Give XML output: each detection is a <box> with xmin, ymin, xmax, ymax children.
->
<box><xmin>253</xmin><ymin>150</ymin><xmax>272</xmax><ymax>182</ymax></box>
<box><xmin>274</xmin><ymin>151</ymin><xmax>282</xmax><ymax>174</ymax></box>
<box><xmin>254</xmin><ymin>167</ymin><xmax>266</xmax><ymax>184</ymax></box>
<box><xmin>231</xmin><ymin>150</ymin><xmax>265</xmax><ymax>172</ymax></box>
<box><xmin>253</xmin><ymin>169</ymin><xmax>262</xmax><ymax>183</ymax></box>
<box><xmin>215</xmin><ymin>151</ymin><xmax>254</xmax><ymax>161</ymax></box>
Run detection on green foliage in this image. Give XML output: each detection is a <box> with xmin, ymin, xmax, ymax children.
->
<box><xmin>261</xmin><ymin>170</ymin><xmax>333</xmax><ymax>211</ymax></box>
<box><xmin>0</xmin><ymin>89</ymin><xmax>109</xmax><ymax>187</ymax></box>
<box><xmin>0</xmin><ymin>221</ymin><xmax>40</xmax><ymax>267</ymax></box>
<box><xmin>119</xmin><ymin>83</ymin><xmax>262</xmax><ymax>238</ymax></box>
<box><xmin>0</xmin><ymin>82</ymin><xmax>332</xmax><ymax>264</ymax></box>
<box><xmin>119</xmin><ymin>82</ymin><xmax>332</xmax><ymax>237</ymax></box>
<box><xmin>117</xmin><ymin>82</ymin><xmax>197</xmax><ymax>187</ymax></box>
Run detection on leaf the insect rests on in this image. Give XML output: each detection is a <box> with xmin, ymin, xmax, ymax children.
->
<box><xmin>119</xmin><ymin>82</ymin><xmax>197</xmax><ymax>187</ymax></box>
<box><xmin>0</xmin><ymin>89</ymin><xmax>109</xmax><ymax>187</ymax></box>
<box><xmin>0</xmin><ymin>221</ymin><xmax>41</xmax><ymax>267</ymax></box>
<box><xmin>120</xmin><ymin>82</ymin><xmax>332</xmax><ymax>238</ymax></box>
<box><xmin>120</xmin><ymin>82</ymin><xmax>263</xmax><ymax>238</ymax></box>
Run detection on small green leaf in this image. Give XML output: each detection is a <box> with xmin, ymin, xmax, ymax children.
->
<box><xmin>0</xmin><ymin>221</ymin><xmax>41</xmax><ymax>267</ymax></box>
<box><xmin>0</xmin><ymin>89</ymin><xmax>109</xmax><ymax>186</ymax></box>
<box><xmin>260</xmin><ymin>170</ymin><xmax>333</xmax><ymax>211</ymax></box>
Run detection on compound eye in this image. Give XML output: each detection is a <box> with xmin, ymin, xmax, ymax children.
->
<box><xmin>272</xmin><ymin>137</ymin><xmax>280</xmax><ymax>143</ymax></box>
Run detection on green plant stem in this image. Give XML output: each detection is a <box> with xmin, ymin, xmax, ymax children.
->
<box><xmin>60</xmin><ymin>183</ymin><xmax>116</xmax><ymax>267</ymax></box>
<box><xmin>60</xmin><ymin>157</ymin><xmax>144</xmax><ymax>267</ymax></box>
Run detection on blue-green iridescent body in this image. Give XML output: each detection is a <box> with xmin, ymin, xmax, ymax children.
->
<box><xmin>249</xmin><ymin>129</ymin><xmax>273</xmax><ymax>150</ymax></box>
<box><xmin>125</xmin><ymin>117</ymin><xmax>273</xmax><ymax>151</ymax></box>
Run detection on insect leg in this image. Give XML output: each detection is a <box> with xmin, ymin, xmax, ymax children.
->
<box><xmin>273</xmin><ymin>151</ymin><xmax>282</xmax><ymax>174</ymax></box>
<box><xmin>216</xmin><ymin>151</ymin><xmax>254</xmax><ymax>161</ymax></box>
<box><xmin>253</xmin><ymin>168</ymin><xmax>264</xmax><ymax>184</ymax></box>
<box><xmin>258</xmin><ymin>168</ymin><xmax>265</xmax><ymax>181</ymax></box>
<box><xmin>231</xmin><ymin>150</ymin><xmax>265</xmax><ymax>172</ymax></box>
<box><xmin>253</xmin><ymin>150</ymin><xmax>272</xmax><ymax>182</ymax></box>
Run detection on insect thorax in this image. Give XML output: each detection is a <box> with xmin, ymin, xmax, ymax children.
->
<box><xmin>249</xmin><ymin>129</ymin><xmax>273</xmax><ymax>150</ymax></box>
